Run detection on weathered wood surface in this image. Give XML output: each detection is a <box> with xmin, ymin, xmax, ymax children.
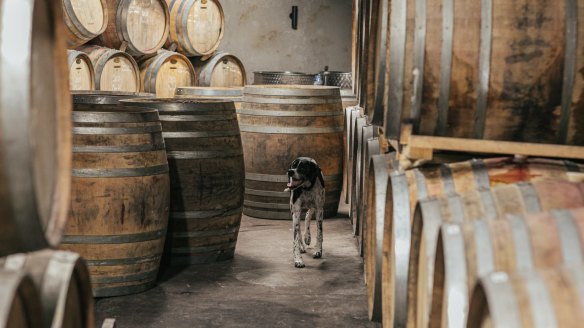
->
<box><xmin>121</xmin><ymin>99</ymin><xmax>244</xmax><ymax>265</ymax></box>
<box><xmin>0</xmin><ymin>0</ymin><xmax>72</xmax><ymax>255</ymax></box>
<box><xmin>433</xmin><ymin>207</ymin><xmax>584</xmax><ymax>328</ymax></box>
<box><xmin>93</xmin><ymin>0</ymin><xmax>169</xmax><ymax>56</ymax></box>
<box><xmin>166</xmin><ymin>0</ymin><xmax>225</xmax><ymax>56</ymax></box>
<box><xmin>61</xmin><ymin>96</ymin><xmax>170</xmax><ymax>297</ymax></box>
<box><xmin>78</xmin><ymin>45</ymin><xmax>140</xmax><ymax>92</ymax></box>
<box><xmin>139</xmin><ymin>50</ymin><xmax>196</xmax><ymax>98</ymax></box>
<box><xmin>0</xmin><ymin>250</ymin><xmax>94</xmax><ymax>328</ymax></box>
<box><xmin>377</xmin><ymin>0</ymin><xmax>584</xmax><ymax>146</ymax></box>
<box><xmin>240</xmin><ymin>85</ymin><xmax>344</xmax><ymax>220</ymax></box>
<box><xmin>468</xmin><ymin>265</ymin><xmax>584</xmax><ymax>328</ymax></box>
<box><xmin>62</xmin><ymin>0</ymin><xmax>107</xmax><ymax>47</ymax></box>
<box><xmin>191</xmin><ymin>52</ymin><xmax>246</xmax><ymax>87</ymax></box>
<box><xmin>409</xmin><ymin>180</ymin><xmax>584</xmax><ymax>328</ymax></box>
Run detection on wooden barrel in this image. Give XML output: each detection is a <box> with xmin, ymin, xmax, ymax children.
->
<box><xmin>139</xmin><ymin>50</ymin><xmax>196</xmax><ymax>98</ymax></box>
<box><xmin>191</xmin><ymin>52</ymin><xmax>246</xmax><ymax>87</ymax></box>
<box><xmin>121</xmin><ymin>99</ymin><xmax>244</xmax><ymax>265</ymax></box>
<box><xmin>166</xmin><ymin>0</ymin><xmax>225</xmax><ymax>56</ymax></box>
<box><xmin>0</xmin><ymin>271</ymin><xmax>42</xmax><ymax>328</ymax></box>
<box><xmin>377</xmin><ymin>0</ymin><xmax>584</xmax><ymax>145</ymax></box>
<box><xmin>78</xmin><ymin>45</ymin><xmax>140</xmax><ymax>92</ymax></box>
<box><xmin>432</xmin><ymin>208</ymin><xmax>584</xmax><ymax>328</ymax></box>
<box><xmin>468</xmin><ymin>265</ymin><xmax>584</xmax><ymax>328</ymax></box>
<box><xmin>409</xmin><ymin>180</ymin><xmax>584</xmax><ymax>328</ymax></box>
<box><xmin>60</xmin><ymin>96</ymin><xmax>170</xmax><ymax>297</ymax></box>
<box><xmin>240</xmin><ymin>85</ymin><xmax>344</xmax><ymax>220</ymax></box>
<box><xmin>175</xmin><ymin>87</ymin><xmax>243</xmax><ymax>109</ymax></box>
<box><xmin>0</xmin><ymin>0</ymin><xmax>72</xmax><ymax>256</ymax></box>
<box><xmin>94</xmin><ymin>0</ymin><xmax>170</xmax><ymax>56</ymax></box>
<box><xmin>68</xmin><ymin>50</ymin><xmax>95</xmax><ymax>91</ymax></box>
<box><xmin>0</xmin><ymin>250</ymin><xmax>93</xmax><ymax>328</ymax></box>
<box><xmin>352</xmin><ymin>123</ymin><xmax>379</xmax><ymax>238</ymax></box>
<box><xmin>341</xmin><ymin>107</ymin><xmax>356</xmax><ymax>205</ymax></box>
<box><xmin>345</xmin><ymin>108</ymin><xmax>364</xmax><ymax>205</ymax></box>
<box><xmin>364</xmin><ymin>153</ymin><xmax>399</xmax><ymax>322</ymax></box>
<box><xmin>350</xmin><ymin>117</ymin><xmax>368</xmax><ymax>230</ymax></box>
<box><xmin>62</xmin><ymin>0</ymin><xmax>107</xmax><ymax>47</ymax></box>
<box><xmin>357</xmin><ymin>134</ymin><xmax>381</xmax><ymax>256</ymax></box>
<box><xmin>364</xmin><ymin>157</ymin><xmax>584</xmax><ymax>326</ymax></box>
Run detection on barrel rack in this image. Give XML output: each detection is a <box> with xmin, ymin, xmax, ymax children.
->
<box><xmin>382</xmin><ymin>123</ymin><xmax>584</xmax><ymax>168</ymax></box>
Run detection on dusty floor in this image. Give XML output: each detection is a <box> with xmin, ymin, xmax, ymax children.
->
<box><xmin>95</xmin><ymin>208</ymin><xmax>379</xmax><ymax>327</ymax></box>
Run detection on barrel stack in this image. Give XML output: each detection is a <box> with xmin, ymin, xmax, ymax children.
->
<box><xmin>349</xmin><ymin>0</ymin><xmax>584</xmax><ymax>327</ymax></box>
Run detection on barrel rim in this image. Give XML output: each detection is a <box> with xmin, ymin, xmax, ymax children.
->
<box><xmin>244</xmin><ymin>84</ymin><xmax>341</xmax><ymax>97</ymax></box>
<box><xmin>175</xmin><ymin>86</ymin><xmax>243</xmax><ymax>97</ymax></box>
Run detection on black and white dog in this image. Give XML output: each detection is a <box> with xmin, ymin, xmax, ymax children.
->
<box><xmin>285</xmin><ymin>157</ymin><xmax>325</xmax><ymax>268</ymax></box>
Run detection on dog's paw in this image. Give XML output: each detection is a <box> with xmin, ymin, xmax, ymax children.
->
<box><xmin>304</xmin><ymin>234</ymin><xmax>311</xmax><ymax>246</ymax></box>
<box><xmin>313</xmin><ymin>251</ymin><xmax>322</xmax><ymax>259</ymax></box>
<box><xmin>299</xmin><ymin>245</ymin><xmax>306</xmax><ymax>253</ymax></box>
<box><xmin>294</xmin><ymin>260</ymin><xmax>305</xmax><ymax>268</ymax></box>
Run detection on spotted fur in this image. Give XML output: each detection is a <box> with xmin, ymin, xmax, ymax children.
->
<box><xmin>286</xmin><ymin>157</ymin><xmax>325</xmax><ymax>268</ymax></box>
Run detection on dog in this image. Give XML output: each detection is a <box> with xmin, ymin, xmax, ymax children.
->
<box><xmin>285</xmin><ymin>157</ymin><xmax>325</xmax><ymax>268</ymax></box>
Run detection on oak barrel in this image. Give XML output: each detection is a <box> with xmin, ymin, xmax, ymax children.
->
<box><xmin>240</xmin><ymin>85</ymin><xmax>344</xmax><ymax>220</ymax></box>
<box><xmin>166</xmin><ymin>0</ymin><xmax>225</xmax><ymax>56</ymax></box>
<box><xmin>364</xmin><ymin>152</ymin><xmax>399</xmax><ymax>322</ymax></box>
<box><xmin>364</xmin><ymin>157</ymin><xmax>584</xmax><ymax>326</ymax></box>
<box><xmin>68</xmin><ymin>50</ymin><xmax>95</xmax><ymax>91</ymax></box>
<box><xmin>0</xmin><ymin>0</ymin><xmax>72</xmax><ymax>255</ymax></box>
<box><xmin>191</xmin><ymin>52</ymin><xmax>246</xmax><ymax>87</ymax></box>
<box><xmin>345</xmin><ymin>107</ymin><xmax>364</xmax><ymax>204</ymax></box>
<box><xmin>356</xmin><ymin>134</ymin><xmax>381</xmax><ymax>256</ymax></box>
<box><xmin>468</xmin><ymin>266</ymin><xmax>584</xmax><ymax>328</ymax></box>
<box><xmin>377</xmin><ymin>0</ymin><xmax>584</xmax><ymax>145</ymax></box>
<box><xmin>62</xmin><ymin>0</ymin><xmax>107</xmax><ymax>47</ymax></box>
<box><xmin>174</xmin><ymin>87</ymin><xmax>243</xmax><ymax>109</ymax></box>
<box><xmin>139</xmin><ymin>50</ymin><xmax>196</xmax><ymax>98</ymax></box>
<box><xmin>0</xmin><ymin>250</ymin><xmax>93</xmax><ymax>328</ymax></box>
<box><xmin>350</xmin><ymin>116</ymin><xmax>367</xmax><ymax>228</ymax></box>
<box><xmin>409</xmin><ymin>180</ymin><xmax>584</xmax><ymax>328</ymax></box>
<box><xmin>94</xmin><ymin>0</ymin><xmax>170</xmax><ymax>56</ymax></box>
<box><xmin>0</xmin><ymin>271</ymin><xmax>42</xmax><ymax>328</ymax></box>
<box><xmin>433</xmin><ymin>208</ymin><xmax>584</xmax><ymax>328</ymax></box>
<box><xmin>341</xmin><ymin>107</ymin><xmax>355</xmax><ymax>205</ymax></box>
<box><xmin>60</xmin><ymin>96</ymin><xmax>170</xmax><ymax>297</ymax></box>
<box><xmin>78</xmin><ymin>45</ymin><xmax>140</xmax><ymax>92</ymax></box>
<box><xmin>121</xmin><ymin>99</ymin><xmax>244</xmax><ymax>265</ymax></box>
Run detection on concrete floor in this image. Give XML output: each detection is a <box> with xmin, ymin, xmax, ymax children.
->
<box><xmin>95</xmin><ymin>208</ymin><xmax>379</xmax><ymax>327</ymax></box>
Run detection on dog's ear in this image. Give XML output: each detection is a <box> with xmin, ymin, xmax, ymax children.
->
<box><xmin>308</xmin><ymin>161</ymin><xmax>324</xmax><ymax>188</ymax></box>
<box><xmin>290</xmin><ymin>158</ymin><xmax>300</xmax><ymax>168</ymax></box>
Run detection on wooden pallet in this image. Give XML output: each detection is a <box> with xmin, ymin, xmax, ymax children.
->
<box><xmin>382</xmin><ymin>124</ymin><xmax>584</xmax><ymax>168</ymax></box>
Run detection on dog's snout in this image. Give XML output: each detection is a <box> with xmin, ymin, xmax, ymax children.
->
<box><xmin>287</xmin><ymin>169</ymin><xmax>295</xmax><ymax>176</ymax></box>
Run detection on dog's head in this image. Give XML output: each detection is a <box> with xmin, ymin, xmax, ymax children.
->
<box><xmin>285</xmin><ymin>157</ymin><xmax>325</xmax><ymax>192</ymax></box>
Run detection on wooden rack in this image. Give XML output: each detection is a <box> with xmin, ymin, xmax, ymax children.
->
<box><xmin>383</xmin><ymin>124</ymin><xmax>584</xmax><ymax>168</ymax></box>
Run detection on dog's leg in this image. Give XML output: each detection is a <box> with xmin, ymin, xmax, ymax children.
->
<box><xmin>303</xmin><ymin>209</ymin><xmax>312</xmax><ymax>246</ymax></box>
<box><xmin>313</xmin><ymin>209</ymin><xmax>324</xmax><ymax>259</ymax></box>
<box><xmin>292</xmin><ymin>212</ymin><xmax>305</xmax><ymax>268</ymax></box>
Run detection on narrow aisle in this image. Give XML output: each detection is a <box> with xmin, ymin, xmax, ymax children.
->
<box><xmin>95</xmin><ymin>214</ymin><xmax>378</xmax><ymax>327</ymax></box>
